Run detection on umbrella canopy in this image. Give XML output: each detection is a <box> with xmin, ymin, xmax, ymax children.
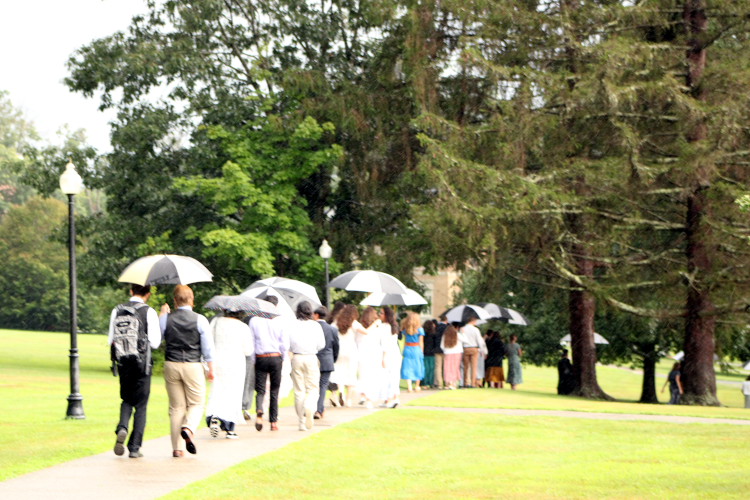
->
<box><xmin>204</xmin><ymin>295</ymin><xmax>281</xmax><ymax>319</ymax></box>
<box><xmin>442</xmin><ymin>304</ymin><xmax>493</xmax><ymax>325</ymax></box>
<box><xmin>328</xmin><ymin>270</ymin><xmax>409</xmax><ymax>295</ymax></box>
<box><xmin>743</xmin><ymin>360</ymin><xmax>750</xmax><ymax>371</ymax></box>
<box><xmin>672</xmin><ymin>351</ymin><xmax>719</xmax><ymax>362</ymax></box>
<box><xmin>478</xmin><ymin>302</ymin><xmax>530</xmax><ymax>326</ymax></box>
<box><xmin>241</xmin><ymin>277</ymin><xmax>321</xmax><ymax>320</ymax></box>
<box><xmin>360</xmin><ymin>289</ymin><xmax>428</xmax><ymax>307</ymax></box>
<box><xmin>118</xmin><ymin>254</ymin><xmax>213</xmax><ymax>286</ymax></box>
<box><xmin>559</xmin><ymin>333</ymin><xmax>609</xmax><ymax>345</ymax></box>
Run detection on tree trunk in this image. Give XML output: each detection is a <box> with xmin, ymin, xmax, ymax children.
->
<box><xmin>639</xmin><ymin>344</ymin><xmax>659</xmax><ymax>404</ymax></box>
<box><xmin>680</xmin><ymin>0</ymin><xmax>719</xmax><ymax>406</ymax></box>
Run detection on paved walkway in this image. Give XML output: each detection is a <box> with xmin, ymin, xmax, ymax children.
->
<box><xmin>404</xmin><ymin>405</ymin><xmax>750</xmax><ymax>425</ymax></box>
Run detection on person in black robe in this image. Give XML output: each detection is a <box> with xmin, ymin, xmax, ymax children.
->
<box><xmin>557</xmin><ymin>349</ymin><xmax>575</xmax><ymax>395</ymax></box>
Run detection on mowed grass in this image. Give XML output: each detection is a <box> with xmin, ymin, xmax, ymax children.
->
<box><xmin>0</xmin><ymin>329</ymin><xmax>292</xmax><ymax>481</ymax></box>
<box><xmin>410</xmin><ymin>363</ymin><xmax>750</xmax><ymax>420</ymax></box>
<box><xmin>160</xmin><ymin>409</ymin><xmax>750</xmax><ymax>500</ymax></box>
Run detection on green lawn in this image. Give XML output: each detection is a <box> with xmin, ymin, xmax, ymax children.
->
<box><xmin>409</xmin><ymin>364</ymin><xmax>750</xmax><ymax>420</ymax></box>
<box><xmin>0</xmin><ymin>329</ymin><xmax>291</xmax><ymax>481</ymax></box>
<box><xmin>160</xmin><ymin>409</ymin><xmax>750</xmax><ymax>500</ymax></box>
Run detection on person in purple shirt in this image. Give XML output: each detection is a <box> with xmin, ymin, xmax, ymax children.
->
<box><xmin>249</xmin><ymin>296</ymin><xmax>289</xmax><ymax>431</ymax></box>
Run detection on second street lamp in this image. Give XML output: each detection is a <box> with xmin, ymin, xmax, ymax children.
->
<box><xmin>60</xmin><ymin>159</ymin><xmax>85</xmax><ymax>419</ymax></box>
<box><xmin>318</xmin><ymin>239</ymin><xmax>332</xmax><ymax>310</ymax></box>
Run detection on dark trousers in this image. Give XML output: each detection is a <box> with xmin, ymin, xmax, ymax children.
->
<box><xmin>242</xmin><ymin>356</ymin><xmax>255</xmax><ymax>411</ymax></box>
<box><xmin>116</xmin><ymin>362</ymin><xmax>151</xmax><ymax>452</ymax></box>
<box><xmin>317</xmin><ymin>371</ymin><xmax>332</xmax><ymax>414</ymax></box>
<box><xmin>255</xmin><ymin>356</ymin><xmax>283</xmax><ymax>422</ymax></box>
<box><xmin>669</xmin><ymin>387</ymin><xmax>681</xmax><ymax>405</ymax></box>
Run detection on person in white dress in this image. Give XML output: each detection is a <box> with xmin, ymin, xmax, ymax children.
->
<box><xmin>356</xmin><ymin>307</ymin><xmax>384</xmax><ymax>409</ymax></box>
<box><xmin>289</xmin><ymin>301</ymin><xmax>326</xmax><ymax>431</ymax></box>
<box><xmin>205</xmin><ymin>311</ymin><xmax>255</xmax><ymax>439</ymax></box>
<box><xmin>378</xmin><ymin>307</ymin><xmax>402</xmax><ymax>408</ymax></box>
<box><xmin>330</xmin><ymin>304</ymin><xmax>366</xmax><ymax>407</ymax></box>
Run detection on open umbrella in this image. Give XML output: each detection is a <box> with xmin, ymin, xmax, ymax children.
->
<box><xmin>204</xmin><ymin>295</ymin><xmax>280</xmax><ymax>319</ymax></box>
<box><xmin>360</xmin><ymin>289</ymin><xmax>428</xmax><ymax>307</ymax></box>
<box><xmin>672</xmin><ymin>351</ymin><xmax>719</xmax><ymax>362</ymax></box>
<box><xmin>559</xmin><ymin>333</ymin><xmax>609</xmax><ymax>345</ymax></box>
<box><xmin>478</xmin><ymin>302</ymin><xmax>530</xmax><ymax>326</ymax></box>
<box><xmin>442</xmin><ymin>304</ymin><xmax>493</xmax><ymax>325</ymax></box>
<box><xmin>328</xmin><ymin>270</ymin><xmax>409</xmax><ymax>295</ymax></box>
<box><xmin>118</xmin><ymin>254</ymin><xmax>213</xmax><ymax>286</ymax></box>
<box><xmin>241</xmin><ymin>277</ymin><xmax>321</xmax><ymax>319</ymax></box>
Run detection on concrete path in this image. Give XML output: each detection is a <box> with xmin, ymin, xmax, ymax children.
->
<box><xmin>404</xmin><ymin>405</ymin><xmax>750</xmax><ymax>425</ymax></box>
<box><xmin>0</xmin><ymin>392</ymin><xmax>425</xmax><ymax>500</ymax></box>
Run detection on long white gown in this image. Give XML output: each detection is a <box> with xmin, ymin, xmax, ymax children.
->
<box><xmin>356</xmin><ymin>319</ymin><xmax>384</xmax><ymax>401</ymax></box>
<box><xmin>205</xmin><ymin>317</ymin><xmax>254</xmax><ymax>425</ymax></box>
<box><xmin>330</xmin><ymin>320</ymin><xmax>360</xmax><ymax>386</ymax></box>
<box><xmin>379</xmin><ymin>322</ymin><xmax>402</xmax><ymax>400</ymax></box>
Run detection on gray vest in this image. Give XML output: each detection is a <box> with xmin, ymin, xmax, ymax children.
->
<box><xmin>164</xmin><ymin>309</ymin><xmax>201</xmax><ymax>363</ymax></box>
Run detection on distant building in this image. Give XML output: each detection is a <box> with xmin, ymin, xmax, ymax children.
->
<box><xmin>413</xmin><ymin>267</ymin><xmax>461</xmax><ymax>320</ymax></box>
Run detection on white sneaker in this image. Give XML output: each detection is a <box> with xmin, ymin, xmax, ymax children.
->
<box><xmin>225</xmin><ymin>432</ymin><xmax>238</xmax><ymax>439</ymax></box>
<box><xmin>365</xmin><ymin>401</ymin><xmax>373</xmax><ymax>409</ymax></box>
<box><xmin>359</xmin><ymin>398</ymin><xmax>366</xmax><ymax>405</ymax></box>
<box><xmin>298</xmin><ymin>424</ymin><xmax>307</xmax><ymax>431</ymax></box>
<box><xmin>345</xmin><ymin>399</ymin><xmax>352</xmax><ymax>408</ymax></box>
<box><xmin>305</xmin><ymin>410</ymin><xmax>314</xmax><ymax>430</ymax></box>
<box><xmin>209</xmin><ymin>417</ymin><xmax>220</xmax><ymax>438</ymax></box>
<box><xmin>378</xmin><ymin>403</ymin><xmax>387</xmax><ymax>408</ymax></box>
<box><xmin>387</xmin><ymin>399</ymin><xmax>399</xmax><ymax>408</ymax></box>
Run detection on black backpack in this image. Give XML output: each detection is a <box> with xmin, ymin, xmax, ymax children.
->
<box><xmin>111</xmin><ymin>302</ymin><xmax>152</xmax><ymax>375</ymax></box>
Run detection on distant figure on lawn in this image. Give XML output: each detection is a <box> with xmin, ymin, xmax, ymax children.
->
<box><xmin>440</xmin><ymin>325</ymin><xmax>468</xmax><ymax>390</ymax></box>
<box><xmin>662</xmin><ymin>362</ymin><xmax>683</xmax><ymax>405</ymax></box>
<box><xmin>485</xmin><ymin>330</ymin><xmax>505</xmax><ymax>389</ymax></box>
<box><xmin>289</xmin><ymin>301</ymin><xmax>326</xmax><ymax>431</ymax></box>
<box><xmin>460</xmin><ymin>316</ymin><xmax>485</xmax><ymax>388</ymax></box>
<box><xmin>505</xmin><ymin>334</ymin><xmax>523</xmax><ymax>390</ymax></box>
<box><xmin>109</xmin><ymin>283</ymin><xmax>162</xmax><ymax>459</ymax></box>
<box><xmin>557</xmin><ymin>349</ymin><xmax>575</xmax><ymax>395</ymax></box>
<box><xmin>432</xmin><ymin>315</ymin><xmax>448</xmax><ymax>389</ymax></box>
<box><xmin>205</xmin><ymin>309</ymin><xmax>254</xmax><ymax>440</ymax></box>
<box><xmin>313</xmin><ymin>305</ymin><xmax>339</xmax><ymax>420</ymax></box>
<box><xmin>400</xmin><ymin>311</ymin><xmax>425</xmax><ymax>393</ymax></box>
<box><xmin>160</xmin><ymin>285</ymin><xmax>215</xmax><ymax>457</ymax></box>
<box><xmin>743</xmin><ymin>376</ymin><xmax>750</xmax><ymax>409</ymax></box>
<box><xmin>421</xmin><ymin>319</ymin><xmax>438</xmax><ymax>389</ymax></box>
<box><xmin>250</xmin><ymin>295</ymin><xmax>288</xmax><ymax>431</ymax></box>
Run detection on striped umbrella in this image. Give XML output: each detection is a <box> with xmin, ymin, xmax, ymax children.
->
<box><xmin>360</xmin><ymin>289</ymin><xmax>428</xmax><ymax>307</ymax></box>
<box><xmin>329</xmin><ymin>270</ymin><xmax>409</xmax><ymax>294</ymax></box>
<box><xmin>441</xmin><ymin>304</ymin><xmax>494</xmax><ymax>325</ymax></box>
<box><xmin>204</xmin><ymin>295</ymin><xmax>280</xmax><ymax>319</ymax></box>
<box><xmin>478</xmin><ymin>303</ymin><xmax>530</xmax><ymax>326</ymax></box>
<box><xmin>118</xmin><ymin>254</ymin><xmax>213</xmax><ymax>286</ymax></box>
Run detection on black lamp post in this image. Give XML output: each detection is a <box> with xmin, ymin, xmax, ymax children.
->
<box><xmin>318</xmin><ymin>239</ymin><xmax>332</xmax><ymax>310</ymax></box>
<box><xmin>60</xmin><ymin>159</ymin><xmax>85</xmax><ymax>419</ymax></box>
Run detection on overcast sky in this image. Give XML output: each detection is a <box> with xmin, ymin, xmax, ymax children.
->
<box><xmin>1</xmin><ymin>0</ymin><xmax>148</xmax><ymax>152</ymax></box>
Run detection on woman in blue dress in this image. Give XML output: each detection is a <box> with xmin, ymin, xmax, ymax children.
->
<box><xmin>399</xmin><ymin>311</ymin><xmax>425</xmax><ymax>392</ymax></box>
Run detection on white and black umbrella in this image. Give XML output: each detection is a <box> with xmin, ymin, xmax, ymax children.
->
<box><xmin>241</xmin><ymin>277</ymin><xmax>321</xmax><ymax>319</ymax></box>
<box><xmin>673</xmin><ymin>351</ymin><xmax>719</xmax><ymax>362</ymax></box>
<box><xmin>360</xmin><ymin>289</ymin><xmax>428</xmax><ymax>307</ymax></box>
<box><xmin>478</xmin><ymin>303</ymin><xmax>530</xmax><ymax>326</ymax></box>
<box><xmin>204</xmin><ymin>295</ymin><xmax>281</xmax><ymax>319</ymax></box>
<box><xmin>560</xmin><ymin>333</ymin><xmax>609</xmax><ymax>345</ymax></box>
<box><xmin>442</xmin><ymin>304</ymin><xmax>494</xmax><ymax>325</ymax></box>
<box><xmin>328</xmin><ymin>270</ymin><xmax>409</xmax><ymax>294</ymax></box>
<box><xmin>118</xmin><ymin>254</ymin><xmax>213</xmax><ymax>286</ymax></box>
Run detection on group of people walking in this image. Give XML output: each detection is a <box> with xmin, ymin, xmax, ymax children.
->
<box><xmin>108</xmin><ymin>286</ymin><xmax>524</xmax><ymax>458</ymax></box>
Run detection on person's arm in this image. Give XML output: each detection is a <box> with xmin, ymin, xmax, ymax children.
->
<box><xmin>315</xmin><ymin>324</ymin><xmax>326</xmax><ymax>352</ymax></box>
<box><xmin>159</xmin><ymin>312</ymin><xmax>168</xmax><ymax>335</ymax></box>
<box><xmin>242</xmin><ymin>324</ymin><xmax>255</xmax><ymax>357</ymax></box>
<box><xmin>197</xmin><ymin>315</ymin><xmax>215</xmax><ymax>381</ymax></box>
<box><xmin>661</xmin><ymin>378</ymin><xmax>668</xmax><ymax>393</ymax></box>
<box><xmin>419</xmin><ymin>335</ymin><xmax>424</xmax><ymax>353</ymax></box>
<box><xmin>146</xmin><ymin>307</ymin><xmax>162</xmax><ymax>349</ymax></box>
<box><xmin>107</xmin><ymin>307</ymin><xmax>117</xmax><ymax>345</ymax></box>
<box><xmin>517</xmin><ymin>346</ymin><xmax>522</xmax><ymax>358</ymax></box>
<box><xmin>676</xmin><ymin>374</ymin><xmax>683</xmax><ymax>394</ymax></box>
<box><xmin>332</xmin><ymin>326</ymin><xmax>340</xmax><ymax>362</ymax></box>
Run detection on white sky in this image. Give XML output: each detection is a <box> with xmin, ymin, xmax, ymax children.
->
<box><xmin>1</xmin><ymin>0</ymin><xmax>149</xmax><ymax>152</ymax></box>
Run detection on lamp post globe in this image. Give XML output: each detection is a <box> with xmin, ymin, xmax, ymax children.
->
<box><xmin>318</xmin><ymin>240</ymin><xmax>333</xmax><ymax>310</ymax></box>
<box><xmin>61</xmin><ymin>159</ymin><xmax>85</xmax><ymax>419</ymax></box>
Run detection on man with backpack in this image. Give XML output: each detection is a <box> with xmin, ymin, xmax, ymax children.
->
<box><xmin>108</xmin><ymin>284</ymin><xmax>162</xmax><ymax>458</ymax></box>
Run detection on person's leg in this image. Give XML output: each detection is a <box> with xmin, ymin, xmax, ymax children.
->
<box><xmin>406</xmin><ymin>379</ymin><xmax>413</xmax><ymax>392</ymax></box>
<box><xmin>303</xmin><ymin>357</ymin><xmax>320</xmax><ymax>422</ymax></box>
<box><xmin>469</xmin><ymin>349</ymin><xmax>479</xmax><ymax>387</ymax></box>
<box><xmin>434</xmin><ymin>353</ymin><xmax>444</xmax><ymax>388</ymax></box>
<box><xmin>461</xmin><ymin>351</ymin><xmax>470</xmax><ymax>387</ymax></box>
<box><xmin>182</xmin><ymin>362</ymin><xmax>207</xmax><ymax>435</ymax></box>
<box><xmin>242</xmin><ymin>356</ymin><xmax>255</xmax><ymax>413</ymax></box>
<box><xmin>255</xmin><ymin>358</ymin><xmax>269</xmax><ymax>417</ymax></box>
<box><xmin>127</xmin><ymin>371</ymin><xmax>151</xmax><ymax>452</ymax></box>
<box><xmin>291</xmin><ymin>355</ymin><xmax>306</xmax><ymax>425</ymax></box>
<box><xmin>318</xmin><ymin>371</ymin><xmax>331</xmax><ymax>414</ymax></box>
<box><xmin>424</xmin><ymin>357</ymin><xmax>434</xmax><ymax>389</ymax></box>
<box><xmin>268</xmin><ymin>356</ymin><xmax>283</xmax><ymax>423</ymax></box>
<box><xmin>163</xmin><ymin>361</ymin><xmax>187</xmax><ymax>452</ymax></box>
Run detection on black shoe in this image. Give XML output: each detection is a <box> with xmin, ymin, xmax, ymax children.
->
<box><xmin>181</xmin><ymin>428</ymin><xmax>197</xmax><ymax>454</ymax></box>
<box><xmin>114</xmin><ymin>428</ymin><xmax>127</xmax><ymax>456</ymax></box>
<box><xmin>128</xmin><ymin>450</ymin><xmax>143</xmax><ymax>458</ymax></box>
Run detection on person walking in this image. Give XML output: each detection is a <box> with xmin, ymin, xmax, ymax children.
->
<box><xmin>249</xmin><ymin>295</ymin><xmax>289</xmax><ymax>432</ymax></box>
<box><xmin>460</xmin><ymin>317</ymin><xmax>483</xmax><ymax>388</ymax></box>
<box><xmin>313</xmin><ymin>306</ymin><xmax>339</xmax><ymax>419</ymax></box>
<box><xmin>356</xmin><ymin>306</ymin><xmax>383</xmax><ymax>408</ymax></box>
<box><xmin>505</xmin><ymin>334</ymin><xmax>523</xmax><ymax>390</ymax></box>
<box><xmin>661</xmin><ymin>362</ymin><xmax>683</xmax><ymax>405</ymax></box>
<box><xmin>289</xmin><ymin>301</ymin><xmax>326</xmax><ymax>431</ymax></box>
<box><xmin>557</xmin><ymin>349</ymin><xmax>574</xmax><ymax>395</ymax></box>
<box><xmin>205</xmin><ymin>310</ymin><xmax>254</xmax><ymax>439</ymax></box>
<box><xmin>330</xmin><ymin>304</ymin><xmax>362</xmax><ymax>407</ymax></box>
<box><xmin>743</xmin><ymin>375</ymin><xmax>750</xmax><ymax>409</ymax></box>
<box><xmin>400</xmin><ymin>311</ymin><xmax>425</xmax><ymax>392</ymax></box>
<box><xmin>378</xmin><ymin>307</ymin><xmax>402</xmax><ymax>408</ymax></box>
<box><xmin>159</xmin><ymin>285</ymin><xmax>215</xmax><ymax>457</ymax></box>
<box><xmin>109</xmin><ymin>284</ymin><xmax>162</xmax><ymax>458</ymax></box>
<box><xmin>485</xmin><ymin>330</ymin><xmax>505</xmax><ymax>389</ymax></box>
<box><xmin>433</xmin><ymin>315</ymin><xmax>448</xmax><ymax>389</ymax></box>
<box><xmin>422</xmin><ymin>320</ymin><xmax>438</xmax><ymax>389</ymax></box>
<box><xmin>440</xmin><ymin>325</ymin><xmax>468</xmax><ymax>390</ymax></box>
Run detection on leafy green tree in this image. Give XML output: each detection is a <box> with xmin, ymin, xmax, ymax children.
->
<box><xmin>0</xmin><ymin>91</ymin><xmax>37</xmax><ymax>213</ymax></box>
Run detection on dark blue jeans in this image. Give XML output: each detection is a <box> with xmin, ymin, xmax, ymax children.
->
<box><xmin>317</xmin><ymin>371</ymin><xmax>332</xmax><ymax>414</ymax></box>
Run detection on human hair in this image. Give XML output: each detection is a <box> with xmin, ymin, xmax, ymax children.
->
<box><xmin>672</xmin><ymin>362</ymin><xmax>680</xmax><ymax>371</ymax></box>
<box><xmin>224</xmin><ymin>310</ymin><xmax>247</xmax><ymax>321</ymax></box>
<box><xmin>265</xmin><ymin>295</ymin><xmax>279</xmax><ymax>306</ymax></box>
<box><xmin>509</xmin><ymin>334</ymin><xmax>517</xmax><ymax>343</ymax></box>
<box><xmin>439</xmin><ymin>314</ymin><xmax>447</xmax><ymax>322</ymax></box>
<box><xmin>400</xmin><ymin>311</ymin><xmax>420</xmax><ymax>335</ymax></box>
<box><xmin>423</xmin><ymin>320</ymin><xmax>436</xmax><ymax>335</ymax></box>
<box><xmin>561</xmin><ymin>349</ymin><xmax>568</xmax><ymax>357</ymax></box>
<box><xmin>314</xmin><ymin>305</ymin><xmax>328</xmax><ymax>318</ymax></box>
<box><xmin>359</xmin><ymin>306</ymin><xmax>378</xmax><ymax>328</ymax></box>
<box><xmin>131</xmin><ymin>284</ymin><xmax>151</xmax><ymax>297</ymax></box>
<box><xmin>173</xmin><ymin>285</ymin><xmax>194</xmax><ymax>307</ymax></box>
<box><xmin>443</xmin><ymin>325</ymin><xmax>458</xmax><ymax>349</ymax></box>
<box><xmin>296</xmin><ymin>301</ymin><xmax>314</xmax><ymax>320</ymax></box>
<box><xmin>336</xmin><ymin>304</ymin><xmax>359</xmax><ymax>334</ymax></box>
<box><xmin>381</xmin><ymin>307</ymin><xmax>398</xmax><ymax>335</ymax></box>
<box><xmin>327</xmin><ymin>301</ymin><xmax>345</xmax><ymax>324</ymax></box>
<box><xmin>746</xmin><ymin>375</ymin><xmax>750</xmax><ymax>381</ymax></box>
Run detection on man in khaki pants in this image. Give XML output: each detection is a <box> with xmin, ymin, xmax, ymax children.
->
<box><xmin>289</xmin><ymin>302</ymin><xmax>326</xmax><ymax>431</ymax></box>
<box><xmin>461</xmin><ymin>317</ymin><xmax>483</xmax><ymax>388</ymax></box>
<box><xmin>159</xmin><ymin>285</ymin><xmax>215</xmax><ymax>457</ymax></box>
<box><xmin>433</xmin><ymin>315</ymin><xmax>448</xmax><ymax>389</ymax></box>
